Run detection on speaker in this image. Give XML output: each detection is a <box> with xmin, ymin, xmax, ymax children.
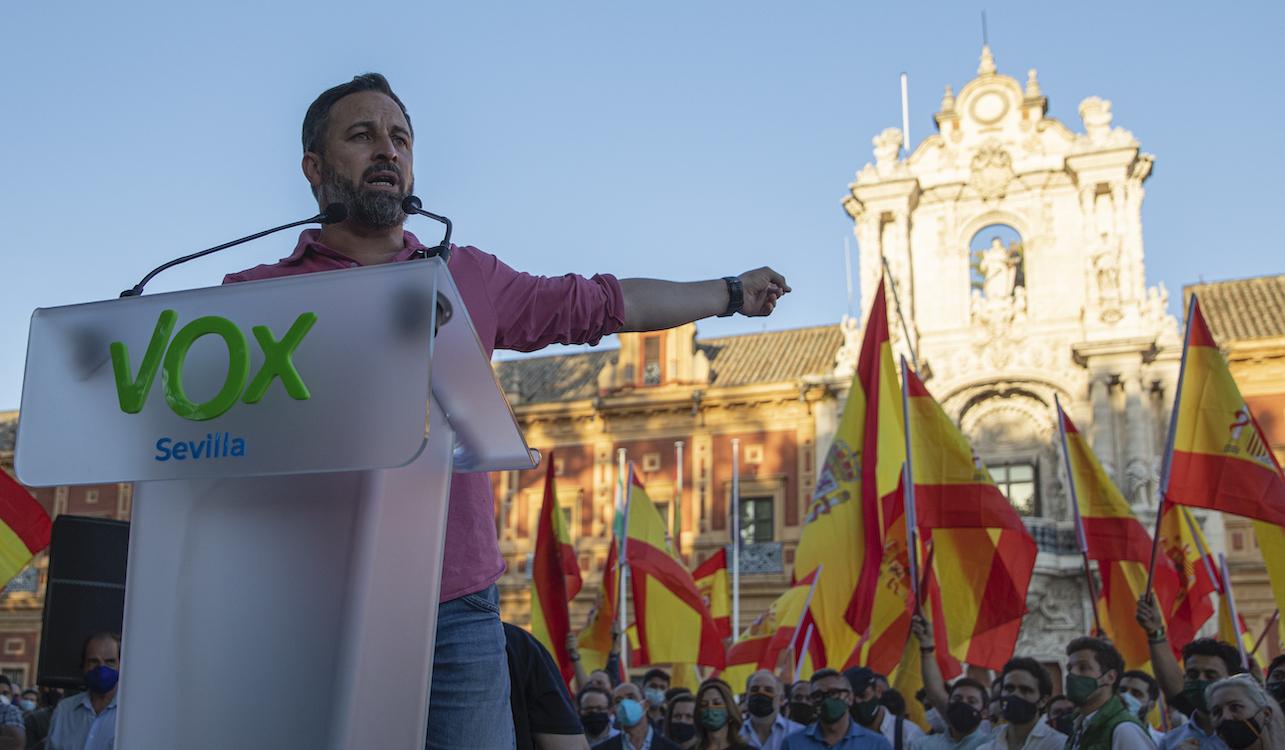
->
<box><xmin>37</xmin><ymin>515</ymin><xmax>129</xmax><ymax>688</ymax></box>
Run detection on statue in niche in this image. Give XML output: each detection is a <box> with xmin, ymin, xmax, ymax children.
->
<box><xmin>979</xmin><ymin>237</ymin><xmax>1019</xmax><ymax>299</ymax></box>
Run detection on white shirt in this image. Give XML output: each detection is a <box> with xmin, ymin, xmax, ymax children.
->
<box><xmin>877</xmin><ymin>708</ymin><xmax>926</xmax><ymax>748</ymax></box>
<box><xmin>1146</xmin><ymin>727</ymin><xmax>1164</xmax><ymax>747</ymax></box>
<box><xmin>977</xmin><ymin>719</ymin><xmax>1067</xmax><ymax>750</ymax></box>
<box><xmin>740</xmin><ymin>713</ymin><xmax>804</xmax><ymax>750</ymax></box>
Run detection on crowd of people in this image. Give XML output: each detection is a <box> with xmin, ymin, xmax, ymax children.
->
<box><xmin>0</xmin><ymin>631</ymin><xmax>120</xmax><ymax>749</ymax></box>
<box><xmin>499</xmin><ymin>596</ymin><xmax>1285</xmax><ymax>750</ymax></box>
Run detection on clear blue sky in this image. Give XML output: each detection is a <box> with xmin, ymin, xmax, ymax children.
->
<box><xmin>2</xmin><ymin>1</ymin><xmax>1281</xmax><ymax>409</ymax></box>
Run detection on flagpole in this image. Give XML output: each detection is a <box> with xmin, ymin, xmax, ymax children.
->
<box><xmin>1217</xmin><ymin>553</ymin><xmax>1250</xmax><ymax>670</ymax></box>
<box><xmin>674</xmin><ymin>441</ymin><xmax>684</xmax><ymax>546</ymax></box>
<box><xmin>794</xmin><ymin>623</ymin><xmax>815</xmax><ymax>683</ymax></box>
<box><xmin>1251</xmin><ymin>609</ymin><xmax>1280</xmax><ymax>656</ymax></box>
<box><xmin>731</xmin><ymin>438</ymin><xmax>741</xmax><ymax>639</ymax></box>
<box><xmin>618</xmin><ymin>450</ymin><xmax>630</xmax><ymax>675</ymax></box>
<box><xmin>1180</xmin><ymin>506</ymin><xmax>1222</xmax><ymax>593</ymax></box>
<box><xmin>1055</xmin><ymin>395</ymin><xmax>1105</xmax><ymax>636</ymax></box>
<box><xmin>787</xmin><ymin>564</ymin><xmax>824</xmax><ymax>669</ymax></box>
<box><xmin>1148</xmin><ymin>293</ymin><xmax>1199</xmax><ymax>594</ymax></box>
<box><xmin>880</xmin><ymin>259</ymin><xmax>920</xmax><ymax>371</ymax></box>
<box><xmin>899</xmin><ymin>356</ymin><xmax>920</xmax><ymax>608</ymax></box>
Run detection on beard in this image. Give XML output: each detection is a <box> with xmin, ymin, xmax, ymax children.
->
<box><xmin>318</xmin><ymin>161</ymin><xmax>412</xmax><ymax>229</ymax></box>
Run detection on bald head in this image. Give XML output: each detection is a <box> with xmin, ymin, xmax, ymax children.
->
<box><xmin>613</xmin><ymin>682</ymin><xmax>645</xmax><ymax>708</ymax></box>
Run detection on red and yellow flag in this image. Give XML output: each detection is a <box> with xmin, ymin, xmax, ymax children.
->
<box><xmin>624</xmin><ymin>471</ymin><xmax>725</xmax><ymax>668</ymax></box>
<box><xmin>796</xmin><ymin>276</ymin><xmax>906</xmax><ymax>670</ymax></box>
<box><xmin>1156</xmin><ymin>504</ymin><xmax>1217</xmax><ymax>655</ymax></box>
<box><xmin>577</xmin><ymin>541</ymin><xmax>618</xmax><ymax>675</ymax></box>
<box><xmin>693</xmin><ymin>548</ymin><xmax>731</xmax><ymax>640</ymax></box>
<box><xmin>1253</xmin><ymin>520</ymin><xmax>1285</xmax><ymax>646</ymax></box>
<box><xmin>1167</xmin><ymin>297</ymin><xmax>1285</xmax><ymax>526</ymax></box>
<box><xmin>722</xmin><ymin>570</ymin><xmax>821</xmax><ymax>687</ymax></box>
<box><xmin>1060</xmin><ymin>408</ymin><xmax>1179</xmax><ymax>669</ymax></box>
<box><xmin>903</xmin><ymin>367</ymin><xmax>1036</xmax><ymax>670</ymax></box>
<box><xmin>530</xmin><ymin>454</ymin><xmax>584</xmax><ymax>683</ymax></box>
<box><xmin>0</xmin><ymin>472</ymin><xmax>50</xmax><ymax>587</ymax></box>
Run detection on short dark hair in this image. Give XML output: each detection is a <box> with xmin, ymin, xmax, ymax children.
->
<box><xmin>810</xmin><ymin>668</ymin><xmax>848</xmax><ymax>688</ymax></box>
<box><xmin>664</xmin><ymin>692</ymin><xmax>696</xmax><ymax>734</ymax></box>
<box><xmin>1121</xmin><ymin>670</ymin><xmax>1159</xmax><ymax>701</ymax></box>
<box><xmin>643</xmin><ymin>668</ymin><xmax>670</xmax><ymax>686</ymax></box>
<box><xmin>949</xmin><ymin>677</ymin><xmax>989</xmax><ymax>701</ymax></box>
<box><xmin>302</xmin><ymin>73</ymin><xmax>414</xmax><ymax>155</ymax></box>
<box><xmin>80</xmin><ymin>631</ymin><xmax>121</xmax><ymax>665</ymax></box>
<box><xmin>1269</xmin><ymin>653</ymin><xmax>1285</xmax><ymax>677</ymax></box>
<box><xmin>1066</xmin><ymin>637</ymin><xmax>1124</xmax><ymax>687</ymax></box>
<box><xmin>1181</xmin><ymin>638</ymin><xmax>1245</xmax><ymax>676</ymax></box>
<box><xmin>789</xmin><ymin>680</ymin><xmax>811</xmax><ymax>699</ymax></box>
<box><xmin>0</xmin><ymin>676</ymin><xmax>10</xmax><ymax>688</ymax></box>
<box><xmin>1002</xmin><ymin>657</ymin><xmax>1054</xmax><ymax>698</ymax></box>
<box><xmin>577</xmin><ymin>685</ymin><xmax>612</xmax><ymax>708</ymax></box>
<box><xmin>880</xmin><ymin>687</ymin><xmax>907</xmax><ymax>717</ymax></box>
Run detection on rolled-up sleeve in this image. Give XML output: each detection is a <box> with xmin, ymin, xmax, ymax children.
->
<box><xmin>481</xmin><ymin>251</ymin><xmax>625</xmax><ymax>352</ymax></box>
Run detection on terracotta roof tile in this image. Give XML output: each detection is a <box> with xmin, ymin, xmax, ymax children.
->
<box><xmin>493</xmin><ymin>324</ymin><xmax>843</xmax><ymax>404</ymax></box>
<box><xmin>1186</xmin><ymin>275</ymin><xmax>1285</xmax><ymax>342</ymax></box>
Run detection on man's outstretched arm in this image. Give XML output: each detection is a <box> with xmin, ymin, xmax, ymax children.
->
<box><xmin>619</xmin><ymin>267</ymin><xmax>790</xmax><ymax>332</ymax></box>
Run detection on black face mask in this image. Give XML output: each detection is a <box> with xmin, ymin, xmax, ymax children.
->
<box><xmin>1051</xmin><ymin>713</ymin><xmax>1075</xmax><ymax>736</ymax></box>
<box><xmin>1216</xmin><ymin>713</ymin><xmax>1264</xmax><ymax>750</ymax></box>
<box><xmin>788</xmin><ymin>700</ymin><xmax>817</xmax><ymax>725</ymax></box>
<box><xmin>668</xmin><ymin>722</ymin><xmax>697</xmax><ymax>743</ymax></box>
<box><xmin>1266</xmin><ymin>681</ymin><xmax>1285</xmax><ymax>706</ymax></box>
<box><xmin>581</xmin><ymin>711</ymin><xmax>611</xmax><ymax>736</ymax></box>
<box><xmin>946</xmin><ymin>702</ymin><xmax>983</xmax><ymax>735</ymax></box>
<box><xmin>1001</xmin><ymin>695</ymin><xmax>1039</xmax><ymax>725</ymax></box>
<box><xmin>747</xmin><ymin>694</ymin><xmax>777</xmax><ymax>718</ymax></box>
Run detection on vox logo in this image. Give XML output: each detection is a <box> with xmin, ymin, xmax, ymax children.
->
<box><xmin>110</xmin><ymin>310</ymin><xmax>317</xmax><ymax>421</ymax></box>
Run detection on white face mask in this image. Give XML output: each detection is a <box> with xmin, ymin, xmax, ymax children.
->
<box><xmin>0</xmin><ymin>695</ymin><xmax>10</xmax><ymax>706</ymax></box>
<box><xmin>18</xmin><ymin>700</ymin><xmax>34</xmax><ymax>712</ymax></box>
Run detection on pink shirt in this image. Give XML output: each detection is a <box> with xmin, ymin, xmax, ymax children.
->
<box><xmin>224</xmin><ymin>229</ymin><xmax>625</xmax><ymax>601</ymax></box>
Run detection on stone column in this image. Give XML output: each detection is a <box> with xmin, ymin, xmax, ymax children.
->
<box><xmin>1089</xmin><ymin>374</ymin><xmax>1118</xmax><ymax>479</ymax></box>
<box><xmin>1121</xmin><ymin>370</ymin><xmax>1153</xmax><ymax>507</ymax></box>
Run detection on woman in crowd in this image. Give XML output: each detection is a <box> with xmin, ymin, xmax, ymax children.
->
<box><xmin>665</xmin><ymin>692</ymin><xmax>698</xmax><ymax>749</ymax></box>
<box><xmin>693</xmin><ymin>679</ymin><xmax>750</xmax><ymax>750</ymax></box>
<box><xmin>1205</xmin><ymin>674</ymin><xmax>1285</xmax><ymax>750</ymax></box>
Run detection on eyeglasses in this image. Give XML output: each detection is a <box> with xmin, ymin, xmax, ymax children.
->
<box><xmin>810</xmin><ymin>689</ymin><xmax>851</xmax><ymax>703</ymax></box>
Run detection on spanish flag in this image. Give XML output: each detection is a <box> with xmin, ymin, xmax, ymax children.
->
<box><xmin>796</xmin><ymin>276</ymin><xmax>904</xmax><ymax>669</ymax></box>
<box><xmin>529</xmin><ymin>454</ymin><xmax>583</xmax><ymax>684</ymax></box>
<box><xmin>1166</xmin><ymin>296</ymin><xmax>1285</xmax><ymax>526</ymax></box>
<box><xmin>1156</xmin><ymin>504</ymin><xmax>1217</xmax><ymax>655</ymax></box>
<box><xmin>1252</xmin><ymin>520</ymin><xmax>1285</xmax><ymax>646</ymax></box>
<box><xmin>577</xmin><ymin>541</ymin><xmax>618</xmax><ymax>675</ymax></box>
<box><xmin>1059</xmin><ymin>406</ymin><xmax>1179</xmax><ymax>669</ymax></box>
<box><xmin>0</xmin><ymin>472</ymin><xmax>49</xmax><ymax>588</ymax></box>
<box><xmin>692</xmin><ymin>548</ymin><xmax>731</xmax><ymax>639</ymax></box>
<box><xmin>722</xmin><ymin>569</ymin><xmax>821</xmax><ymax>687</ymax></box>
<box><xmin>904</xmin><ymin>367</ymin><xmax>1036</xmax><ymax>670</ymax></box>
<box><xmin>624</xmin><ymin>471</ymin><xmax>725</xmax><ymax>668</ymax></box>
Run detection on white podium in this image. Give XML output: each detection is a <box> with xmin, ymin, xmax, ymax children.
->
<box><xmin>16</xmin><ymin>259</ymin><xmax>537</xmax><ymax>749</ymax></box>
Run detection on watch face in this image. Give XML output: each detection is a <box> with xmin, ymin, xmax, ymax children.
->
<box><xmin>970</xmin><ymin>90</ymin><xmax>1009</xmax><ymax>125</ymax></box>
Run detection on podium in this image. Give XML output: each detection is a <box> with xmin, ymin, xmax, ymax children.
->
<box><xmin>15</xmin><ymin>259</ymin><xmax>537</xmax><ymax>749</ymax></box>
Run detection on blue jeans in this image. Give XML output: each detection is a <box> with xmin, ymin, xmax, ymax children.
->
<box><xmin>426</xmin><ymin>584</ymin><xmax>515</xmax><ymax>749</ymax></box>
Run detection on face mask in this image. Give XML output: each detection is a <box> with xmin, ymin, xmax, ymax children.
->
<box><xmin>1065</xmin><ymin>673</ymin><xmax>1101</xmax><ymax>706</ymax></box>
<box><xmin>616</xmin><ymin>698</ymin><xmax>645</xmax><ymax>729</ymax></box>
<box><xmin>747</xmin><ymin>693</ymin><xmax>776</xmax><ymax>718</ymax></box>
<box><xmin>668</xmin><ymin>722</ymin><xmax>697</xmax><ymax>743</ymax></box>
<box><xmin>84</xmin><ymin>665</ymin><xmax>119</xmax><ymax>695</ymax></box>
<box><xmin>1051</xmin><ymin>713</ymin><xmax>1075</xmax><ymax>736</ymax></box>
<box><xmin>1267</xmin><ymin>681</ymin><xmax>1285</xmax><ymax>706</ymax></box>
<box><xmin>851</xmin><ymin>696</ymin><xmax>880</xmax><ymax>726</ymax></box>
<box><xmin>1216</xmin><ymin>713</ymin><xmax>1264</xmax><ymax>750</ymax></box>
<box><xmin>946</xmin><ymin>702</ymin><xmax>983</xmax><ymax>735</ymax></box>
<box><xmin>17</xmin><ymin>699</ymin><xmax>34</xmax><ymax>712</ymax></box>
<box><xmin>819</xmin><ymin>697</ymin><xmax>849</xmax><ymax>725</ymax></box>
<box><xmin>1118</xmin><ymin>691</ymin><xmax>1145</xmax><ymax>720</ymax></box>
<box><xmin>788</xmin><ymin>700</ymin><xmax>817</xmax><ymax>724</ymax></box>
<box><xmin>645</xmin><ymin>688</ymin><xmax>666</xmax><ymax>707</ymax></box>
<box><xmin>1001</xmin><ymin>695</ymin><xmax>1038</xmax><ymax>725</ymax></box>
<box><xmin>581</xmin><ymin>711</ymin><xmax>611</xmax><ymax>736</ymax></box>
<box><xmin>0</xmin><ymin>696</ymin><xmax>9</xmax><ymax>706</ymax></box>
<box><xmin>699</xmin><ymin>707</ymin><xmax>728</xmax><ymax>730</ymax></box>
<box><xmin>1182</xmin><ymin>679</ymin><xmax>1211</xmax><ymax>715</ymax></box>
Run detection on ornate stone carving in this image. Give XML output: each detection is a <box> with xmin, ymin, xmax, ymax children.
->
<box><xmin>969</xmin><ymin>141</ymin><xmax>1014</xmax><ymax>200</ymax></box>
<box><xmin>833</xmin><ymin>314</ymin><xmax>861</xmax><ymax>378</ymax></box>
<box><xmin>1015</xmin><ymin>575</ymin><xmax>1088</xmax><ymax>659</ymax></box>
<box><xmin>873</xmin><ymin>128</ymin><xmax>903</xmax><ymax>177</ymax></box>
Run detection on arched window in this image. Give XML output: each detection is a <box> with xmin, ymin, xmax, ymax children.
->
<box><xmin>968</xmin><ymin>224</ymin><xmax>1025</xmax><ymax>299</ymax></box>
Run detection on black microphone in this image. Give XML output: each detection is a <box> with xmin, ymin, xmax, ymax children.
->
<box><xmin>401</xmin><ymin>195</ymin><xmax>453</xmax><ymax>262</ymax></box>
<box><xmin>119</xmin><ymin>203</ymin><xmax>348</xmax><ymax>297</ymax></box>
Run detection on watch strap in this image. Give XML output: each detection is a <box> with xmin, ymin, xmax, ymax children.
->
<box><xmin>719</xmin><ymin>276</ymin><xmax>743</xmax><ymax>317</ymax></box>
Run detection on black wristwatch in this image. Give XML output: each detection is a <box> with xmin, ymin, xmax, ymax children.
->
<box><xmin>719</xmin><ymin>276</ymin><xmax>743</xmax><ymax>317</ymax></box>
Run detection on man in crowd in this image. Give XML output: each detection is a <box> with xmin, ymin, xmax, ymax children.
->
<box><xmin>1138</xmin><ymin>594</ymin><xmax>1241</xmax><ymax>749</ymax></box>
<box><xmin>1119</xmin><ymin>671</ymin><xmax>1164</xmax><ymax>747</ymax></box>
<box><xmin>910</xmin><ymin>614</ymin><xmax>991</xmax><ymax>749</ymax></box>
<box><xmin>594</xmin><ymin>683</ymin><xmax>681</xmax><ymax>750</ymax></box>
<box><xmin>47</xmin><ymin>632</ymin><xmax>118</xmax><ymax>750</ymax></box>
<box><xmin>782</xmin><ymin>669</ymin><xmax>890</xmax><ymax>749</ymax></box>
<box><xmin>0</xmin><ymin>676</ymin><xmax>22</xmax><ymax>750</ymax></box>
<box><xmin>1267</xmin><ymin>654</ymin><xmax>1285</xmax><ymax>713</ymax></box>
<box><xmin>665</xmin><ymin>693</ymin><xmax>698</xmax><ymax>749</ymax></box>
<box><xmin>503</xmin><ymin>623</ymin><xmax>588</xmax><ymax>750</ymax></box>
<box><xmin>845</xmin><ymin>667</ymin><xmax>924</xmax><ymax>749</ymax></box>
<box><xmin>977</xmin><ymin>658</ymin><xmax>1066</xmax><ymax>750</ymax></box>
<box><xmin>740</xmin><ymin>669</ymin><xmax>802</xmax><ymax>750</ymax></box>
<box><xmin>227</xmin><ymin>72</ymin><xmax>790</xmax><ymax>748</ymax></box>
<box><xmin>788</xmin><ymin>681</ymin><xmax>818</xmax><ymax>726</ymax></box>
<box><xmin>1061</xmin><ymin>636</ymin><xmax>1151</xmax><ymax>749</ymax></box>
<box><xmin>643</xmin><ymin>669</ymin><xmax>671</xmax><ymax>729</ymax></box>
<box><xmin>15</xmin><ymin>691</ymin><xmax>36</xmax><ymax>716</ymax></box>
<box><xmin>579</xmin><ymin>686</ymin><xmax>617</xmax><ymax>746</ymax></box>
<box><xmin>1046</xmin><ymin>696</ymin><xmax>1076</xmax><ymax>737</ymax></box>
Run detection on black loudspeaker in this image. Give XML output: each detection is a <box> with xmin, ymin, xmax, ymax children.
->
<box><xmin>37</xmin><ymin>515</ymin><xmax>129</xmax><ymax>688</ymax></box>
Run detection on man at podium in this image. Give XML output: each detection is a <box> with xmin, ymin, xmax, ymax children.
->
<box><xmin>224</xmin><ymin>73</ymin><xmax>790</xmax><ymax>749</ymax></box>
